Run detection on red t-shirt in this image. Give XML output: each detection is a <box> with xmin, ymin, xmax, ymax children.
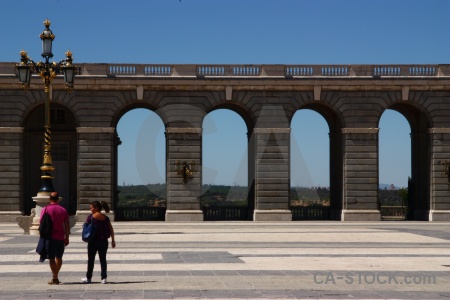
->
<box><xmin>40</xmin><ymin>203</ymin><xmax>69</xmax><ymax>240</ymax></box>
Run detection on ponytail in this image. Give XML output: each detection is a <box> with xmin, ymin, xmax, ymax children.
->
<box><xmin>101</xmin><ymin>201</ymin><xmax>110</xmax><ymax>213</ymax></box>
<box><xmin>91</xmin><ymin>200</ymin><xmax>110</xmax><ymax>213</ymax></box>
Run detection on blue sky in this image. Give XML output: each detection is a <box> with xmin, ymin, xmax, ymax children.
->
<box><xmin>2</xmin><ymin>0</ymin><xmax>449</xmax><ymax>188</ymax></box>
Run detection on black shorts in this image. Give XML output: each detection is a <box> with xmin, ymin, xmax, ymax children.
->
<box><xmin>47</xmin><ymin>239</ymin><xmax>65</xmax><ymax>259</ymax></box>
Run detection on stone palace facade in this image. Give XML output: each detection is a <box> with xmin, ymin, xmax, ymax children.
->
<box><xmin>0</xmin><ymin>63</ymin><xmax>449</xmax><ymax>222</ymax></box>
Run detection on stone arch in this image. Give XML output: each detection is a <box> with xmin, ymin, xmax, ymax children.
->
<box><xmin>201</xmin><ymin>106</ymin><xmax>253</xmax><ymax>220</ymax></box>
<box><xmin>112</xmin><ymin>104</ymin><xmax>167</xmax><ymax>219</ymax></box>
<box><xmin>378</xmin><ymin>102</ymin><xmax>432</xmax><ymax>220</ymax></box>
<box><xmin>291</xmin><ymin>103</ymin><xmax>344</xmax><ymax>220</ymax></box>
<box><xmin>207</xmin><ymin>102</ymin><xmax>254</xmax><ymax>134</ymax></box>
<box><xmin>23</xmin><ymin>102</ymin><xmax>78</xmax><ymax>215</ymax></box>
<box><xmin>113</xmin><ymin>103</ymin><xmax>158</xmax><ymax>126</ymax></box>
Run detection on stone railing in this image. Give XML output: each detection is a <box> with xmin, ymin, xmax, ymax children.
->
<box><xmin>380</xmin><ymin>206</ymin><xmax>406</xmax><ymax>218</ymax></box>
<box><xmin>1</xmin><ymin>63</ymin><xmax>449</xmax><ymax>78</ymax></box>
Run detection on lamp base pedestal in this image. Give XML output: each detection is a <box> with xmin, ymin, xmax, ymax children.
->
<box><xmin>30</xmin><ymin>193</ymin><xmax>51</xmax><ymax>236</ymax></box>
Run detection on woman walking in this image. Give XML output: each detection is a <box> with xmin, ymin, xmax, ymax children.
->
<box><xmin>81</xmin><ymin>201</ymin><xmax>116</xmax><ymax>284</ymax></box>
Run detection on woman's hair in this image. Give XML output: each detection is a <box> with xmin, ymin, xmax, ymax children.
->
<box><xmin>91</xmin><ymin>200</ymin><xmax>111</xmax><ymax>213</ymax></box>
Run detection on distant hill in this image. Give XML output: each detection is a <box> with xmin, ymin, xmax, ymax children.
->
<box><xmin>379</xmin><ymin>184</ymin><xmax>404</xmax><ymax>190</ymax></box>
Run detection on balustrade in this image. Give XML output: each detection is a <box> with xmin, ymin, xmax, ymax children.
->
<box><xmin>115</xmin><ymin>206</ymin><xmax>166</xmax><ymax>221</ymax></box>
<box><xmin>373</xmin><ymin>66</ymin><xmax>402</xmax><ymax>76</ymax></box>
<box><xmin>197</xmin><ymin>65</ymin><xmax>225</xmax><ymax>76</ymax></box>
<box><xmin>145</xmin><ymin>65</ymin><xmax>172</xmax><ymax>76</ymax></box>
<box><xmin>233</xmin><ymin>65</ymin><xmax>261</xmax><ymax>76</ymax></box>
<box><xmin>285</xmin><ymin>66</ymin><xmax>314</xmax><ymax>76</ymax></box>
<box><xmin>109</xmin><ymin>65</ymin><xmax>136</xmax><ymax>75</ymax></box>
<box><xmin>291</xmin><ymin>206</ymin><xmax>330</xmax><ymax>220</ymax></box>
<box><xmin>321</xmin><ymin>66</ymin><xmax>349</xmax><ymax>76</ymax></box>
<box><xmin>2</xmin><ymin>62</ymin><xmax>447</xmax><ymax>78</ymax></box>
<box><xmin>409</xmin><ymin>65</ymin><xmax>436</xmax><ymax>76</ymax></box>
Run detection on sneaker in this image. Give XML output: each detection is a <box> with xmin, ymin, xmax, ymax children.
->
<box><xmin>101</xmin><ymin>278</ymin><xmax>107</xmax><ymax>284</ymax></box>
<box><xmin>81</xmin><ymin>277</ymin><xmax>91</xmax><ymax>283</ymax></box>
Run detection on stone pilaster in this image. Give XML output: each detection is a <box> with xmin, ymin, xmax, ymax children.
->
<box><xmin>252</xmin><ymin>128</ymin><xmax>292</xmax><ymax>221</ymax></box>
<box><xmin>429</xmin><ymin>128</ymin><xmax>450</xmax><ymax>221</ymax></box>
<box><xmin>341</xmin><ymin>128</ymin><xmax>381</xmax><ymax>221</ymax></box>
<box><xmin>165</xmin><ymin>127</ymin><xmax>203</xmax><ymax>221</ymax></box>
<box><xmin>0</xmin><ymin>127</ymin><xmax>23</xmax><ymax>222</ymax></box>
<box><xmin>76</xmin><ymin>127</ymin><xmax>114</xmax><ymax>221</ymax></box>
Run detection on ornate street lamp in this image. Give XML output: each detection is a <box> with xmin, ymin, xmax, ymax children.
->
<box><xmin>16</xmin><ymin>19</ymin><xmax>76</xmax><ymax>194</ymax></box>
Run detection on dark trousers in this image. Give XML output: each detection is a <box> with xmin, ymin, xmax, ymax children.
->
<box><xmin>86</xmin><ymin>239</ymin><xmax>108</xmax><ymax>279</ymax></box>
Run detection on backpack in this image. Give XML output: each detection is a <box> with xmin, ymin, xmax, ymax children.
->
<box><xmin>39</xmin><ymin>207</ymin><xmax>53</xmax><ymax>239</ymax></box>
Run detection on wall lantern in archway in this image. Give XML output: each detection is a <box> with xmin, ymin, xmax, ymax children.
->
<box><xmin>15</xmin><ymin>19</ymin><xmax>76</xmax><ymax>194</ymax></box>
<box><xmin>442</xmin><ymin>161</ymin><xmax>450</xmax><ymax>184</ymax></box>
<box><xmin>175</xmin><ymin>161</ymin><xmax>196</xmax><ymax>184</ymax></box>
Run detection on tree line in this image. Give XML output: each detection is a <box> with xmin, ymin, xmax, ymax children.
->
<box><xmin>117</xmin><ymin>184</ymin><xmax>407</xmax><ymax>207</ymax></box>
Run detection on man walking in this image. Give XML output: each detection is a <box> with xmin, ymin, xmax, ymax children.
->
<box><xmin>40</xmin><ymin>192</ymin><xmax>70</xmax><ymax>284</ymax></box>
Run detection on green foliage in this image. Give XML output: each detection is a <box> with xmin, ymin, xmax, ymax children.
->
<box><xmin>117</xmin><ymin>184</ymin><xmax>407</xmax><ymax>208</ymax></box>
<box><xmin>200</xmin><ymin>185</ymin><xmax>248</xmax><ymax>207</ymax></box>
<box><xmin>379</xmin><ymin>188</ymin><xmax>406</xmax><ymax>206</ymax></box>
<box><xmin>117</xmin><ymin>184</ymin><xmax>166</xmax><ymax>207</ymax></box>
<box><xmin>118</xmin><ymin>184</ymin><xmax>249</xmax><ymax>207</ymax></box>
<box><xmin>290</xmin><ymin>187</ymin><xmax>330</xmax><ymax>206</ymax></box>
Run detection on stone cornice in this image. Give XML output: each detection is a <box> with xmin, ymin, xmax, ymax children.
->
<box><xmin>428</xmin><ymin>128</ymin><xmax>450</xmax><ymax>134</ymax></box>
<box><xmin>76</xmin><ymin>127</ymin><xmax>115</xmax><ymax>133</ymax></box>
<box><xmin>253</xmin><ymin>128</ymin><xmax>291</xmax><ymax>134</ymax></box>
<box><xmin>0</xmin><ymin>127</ymin><xmax>23</xmax><ymax>133</ymax></box>
<box><xmin>342</xmin><ymin>128</ymin><xmax>379</xmax><ymax>134</ymax></box>
<box><xmin>165</xmin><ymin>127</ymin><xmax>202</xmax><ymax>134</ymax></box>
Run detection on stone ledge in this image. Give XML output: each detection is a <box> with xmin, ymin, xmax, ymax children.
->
<box><xmin>0</xmin><ymin>127</ymin><xmax>23</xmax><ymax>133</ymax></box>
<box><xmin>165</xmin><ymin>210</ymin><xmax>203</xmax><ymax>222</ymax></box>
<box><xmin>166</xmin><ymin>128</ymin><xmax>202</xmax><ymax>134</ymax></box>
<box><xmin>76</xmin><ymin>127</ymin><xmax>115</xmax><ymax>133</ymax></box>
<box><xmin>253</xmin><ymin>209</ymin><xmax>292</xmax><ymax>221</ymax></box>
<box><xmin>0</xmin><ymin>211</ymin><xmax>22</xmax><ymax>222</ymax></box>
<box><xmin>253</xmin><ymin>128</ymin><xmax>291</xmax><ymax>134</ymax></box>
<box><xmin>342</xmin><ymin>128</ymin><xmax>379</xmax><ymax>134</ymax></box>
<box><xmin>341</xmin><ymin>209</ymin><xmax>381</xmax><ymax>221</ymax></box>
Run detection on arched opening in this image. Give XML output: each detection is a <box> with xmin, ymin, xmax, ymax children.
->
<box><xmin>379</xmin><ymin>110</ymin><xmax>411</xmax><ymax>220</ymax></box>
<box><xmin>379</xmin><ymin>105</ymin><xmax>430</xmax><ymax>220</ymax></box>
<box><xmin>202</xmin><ymin>109</ymin><xmax>250</xmax><ymax>220</ymax></box>
<box><xmin>23</xmin><ymin>103</ymin><xmax>77</xmax><ymax>215</ymax></box>
<box><xmin>115</xmin><ymin>108</ymin><xmax>166</xmax><ymax>221</ymax></box>
<box><xmin>291</xmin><ymin>109</ymin><xmax>333</xmax><ymax>220</ymax></box>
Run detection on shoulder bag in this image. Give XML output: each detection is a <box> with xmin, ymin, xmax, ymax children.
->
<box><xmin>82</xmin><ymin>215</ymin><xmax>97</xmax><ymax>242</ymax></box>
<box><xmin>39</xmin><ymin>206</ymin><xmax>53</xmax><ymax>239</ymax></box>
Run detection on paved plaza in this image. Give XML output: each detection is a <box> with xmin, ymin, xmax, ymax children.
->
<box><xmin>0</xmin><ymin>221</ymin><xmax>449</xmax><ymax>299</ymax></box>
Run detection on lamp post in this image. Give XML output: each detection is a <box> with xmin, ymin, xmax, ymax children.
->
<box><xmin>16</xmin><ymin>19</ymin><xmax>75</xmax><ymax>235</ymax></box>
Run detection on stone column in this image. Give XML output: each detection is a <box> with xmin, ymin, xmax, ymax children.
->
<box><xmin>76</xmin><ymin>127</ymin><xmax>115</xmax><ymax>222</ymax></box>
<box><xmin>252</xmin><ymin>128</ymin><xmax>292</xmax><ymax>221</ymax></box>
<box><xmin>341</xmin><ymin>128</ymin><xmax>381</xmax><ymax>221</ymax></box>
<box><xmin>0</xmin><ymin>127</ymin><xmax>23</xmax><ymax>222</ymax></box>
<box><xmin>165</xmin><ymin>127</ymin><xmax>203</xmax><ymax>221</ymax></box>
<box><xmin>429</xmin><ymin>128</ymin><xmax>450</xmax><ymax>221</ymax></box>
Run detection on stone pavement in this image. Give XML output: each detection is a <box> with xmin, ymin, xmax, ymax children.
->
<box><xmin>0</xmin><ymin>221</ymin><xmax>449</xmax><ymax>300</ymax></box>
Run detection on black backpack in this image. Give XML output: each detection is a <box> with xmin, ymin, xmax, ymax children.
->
<box><xmin>39</xmin><ymin>207</ymin><xmax>53</xmax><ymax>239</ymax></box>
